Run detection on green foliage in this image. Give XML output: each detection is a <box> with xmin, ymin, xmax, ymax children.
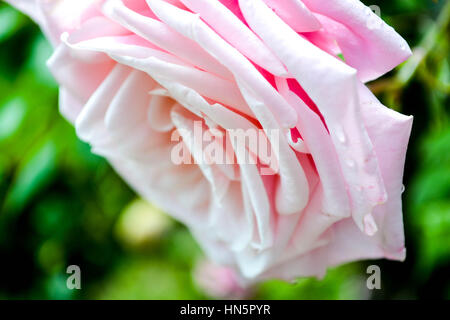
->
<box><xmin>0</xmin><ymin>0</ymin><xmax>449</xmax><ymax>299</ymax></box>
<box><xmin>256</xmin><ymin>264</ymin><xmax>370</xmax><ymax>300</ymax></box>
<box><xmin>410</xmin><ymin>128</ymin><xmax>450</xmax><ymax>281</ymax></box>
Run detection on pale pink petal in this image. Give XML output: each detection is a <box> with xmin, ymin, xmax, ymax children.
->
<box><xmin>239</xmin><ymin>0</ymin><xmax>387</xmax><ymax>235</ymax></box>
<box><xmin>263</xmin><ymin>0</ymin><xmax>321</xmax><ymax>32</ymax></box>
<box><xmin>180</xmin><ymin>0</ymin><xmax>287</xmax><ymax>76</ymax></box>
<box><xmin>302</xmin><ymin>0</ymin><xmax>412</xmax><ymax>82</ymax></box>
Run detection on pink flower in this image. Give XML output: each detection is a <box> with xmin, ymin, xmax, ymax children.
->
<box><xmin>194</xmin><ymin>259</ymin><xmax>249</xmax><ymax>299</ymax></box>
<box><xmin>8</xmin><ymin>0</ymin><xmax>413</xmax><ymax>281</ymax></box>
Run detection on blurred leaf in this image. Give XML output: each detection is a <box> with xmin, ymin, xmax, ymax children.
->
<box><xmin>256</xmin><ymin>264</ymin><xmax>369</xmax><ymax>300</ymax></box>
<box><xmin>0</xmin><ymin>5</ymin><xmax>26</xmax><ymax>43</ymax></box>
<box><xmin>38</xmin><ymin>239</ymin><xmax>65</xmax><ymax>273</ymax></box>
<box><xmin>25</xmin><ymin>34</ymin><xmax>57</xmax><ymax>88</ymax></box>
<box><xmin>44</xmin><ymin>273</ymin><xmax>75</xmax><ymax>300</ymax></box>
<box><xmin>32</xmin><ymin>196</ymin><xmax>71</xmax><ymax>238</ymax></box>
<box><xmin>93</xmin><ymin>258</ymin><xmax>203</xmax><ymax>300</ymax></box>
<box><xmin>414</xmin><ymin>202</ymin><xmax>450</xmax><ymax>279</ymax></box>
<box><xmin>0</xmin><ymin>97</ymin><xmax>27</xmax><ymax>141</ymax></box>
<box><xmin>4</xmin><ymin>140</ymin><xmax>57</xmax><ymax>213</ymax></box>
<box><xmin>164</xmin><ymin>228</ymin><xmax>202</xmax><ymax>268</ymax></box>
<box><xmin>410</xmin><ymin>125</ymin><xmax>450</xmax><ymax>282</ymax></box>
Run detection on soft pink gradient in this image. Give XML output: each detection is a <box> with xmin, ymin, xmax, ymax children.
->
<box><xmin>194</xmin><ymin>259</ymin><xmax>249</xmax><ymax>298</ymax></box>
<box><xmin>7</xmin><ymin>0</ymin><xmax>413</xmax><ymax>281</ymax></box>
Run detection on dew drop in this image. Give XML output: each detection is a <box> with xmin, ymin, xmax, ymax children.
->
<box><xmin>346</xmin><ymin>159</ymin><xmax>356</xmax><ymax>168</ymax></box>
<box><xmin>335</xmin><ymin>126</ymin><xmax>347</xmax><ymax>144</ymax></box>
<box><xmin>363</xmin><ymin>214</ymin><xmax>378</xmax><ymax>236</ymax></box>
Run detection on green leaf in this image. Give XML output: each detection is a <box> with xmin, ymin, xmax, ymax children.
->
<box><xmin>0</xmin><ymin>5</ymin><xmax>26</xmax><ymax>43</ymax></box>
<box><xmin>4</xmin><ymin>140</ymin><xmax>57</xmax><ymax>213</ymax></box>
<box><xmin>0</xmin><ymin>97</ymin><xmax>27</xmax><ymax>142</ymax></box>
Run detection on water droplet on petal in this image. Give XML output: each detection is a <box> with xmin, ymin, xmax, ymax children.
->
<box><xmin>335</xmin><ymin>126</ymin><xmax>347</xmax><ymax>145</ymax></box>
<box><xmin>363</xmin><ymin>214</ymin><xmax>378</xmax><ymax>236</ymax></box>
<box><xmin>346</xmin><ymin>159</ymin><xmax>356</xmax><ymax>168</ymax></box>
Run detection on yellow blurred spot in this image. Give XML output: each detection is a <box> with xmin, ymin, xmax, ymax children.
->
<box><xmin>115</xmin><ymin>199</ymin><xmax>173</xmax><ymax>248</ymax></box>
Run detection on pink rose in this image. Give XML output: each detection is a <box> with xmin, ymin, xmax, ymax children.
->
<box><xmin>8</xmin><ymin>0</ymin><xmax>413</xmax><ymax>281</ymax></box>
<box><xmin>194</xmin><ymin>259</ymin><xmax>249</xmax><ymax>299</ymax></box>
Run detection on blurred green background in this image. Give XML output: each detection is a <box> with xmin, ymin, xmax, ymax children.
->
<box><xmin>0</xmin><ymin>0</ymin><xmax>449</xmax><ymax>300</ymax></box>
